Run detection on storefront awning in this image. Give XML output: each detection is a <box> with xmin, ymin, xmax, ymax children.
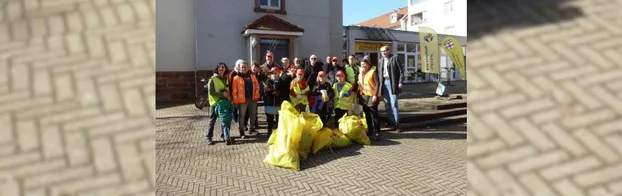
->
<box><xmin>359</xmin><ymin>26</ymin><xmax>396</xmax><ymax>41</ymax></box>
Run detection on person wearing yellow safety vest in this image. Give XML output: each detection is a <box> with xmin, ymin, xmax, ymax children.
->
<box><xmin>332</xmin><ymin>71</ymin><xmax>354</xmax><ymax>128</ymax></box>
<box><xmin>357</xmin><ymin>59</ymin><xmax>381</xmax><ymax>141</ymax></box>
<box><xmin>206</xmin><ymin>62</ymin><xmax>231</xmax><ymax>145</ymax></box>
<box><xmin>309</xmin><ymin>71</ymin><xmax>333</xmax><ymax>125</ymax></box>
<box><xmin>231</xmin><ymin>60</ymin><xmax>261</xmax><ymax>139</ymax></box>
<box><xmin>289</xmin><ymin>69</ymin><xmax>310</xmax><ymax>112</ymax></box>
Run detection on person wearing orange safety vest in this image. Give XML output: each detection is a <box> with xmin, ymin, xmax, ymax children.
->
<box><xmin>333</xmin><ymin>70</ymin><xmax>353</xmax><ymax>128</ymax></box>
<box><xmin>290</xmin><ymin>69</ymin><xmax>310</xmax><ymax>112</ymax></box>
<box><xmin>231</xmin><ymin>59</ymin><xmax>261</xmax><ymax>139</ymax></box>
<box><xmin>357</xmin><ymin>59</ymin><xmax>381</xmax><ymax>142</ymax></box>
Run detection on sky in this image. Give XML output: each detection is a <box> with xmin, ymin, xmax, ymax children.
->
<box><xmin>342</xmin><ymin>0</ymin><xmax>409</xmax><ymax>26</ymax></box>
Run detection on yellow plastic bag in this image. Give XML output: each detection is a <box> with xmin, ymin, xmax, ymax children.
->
<box><xmin>312</xmin><ymin>128</ymin><xmax>333</xmax><ymax>154</ymax></box>
<box><xmin>264</xmin><ymin>104</ymin><xmax>302</xmax><ymax>170</ymax></box>
<box><xmin>331</xmin><ymin>135</ymin><xmax>351</xmax><ymax>148</ymax></box>
<box><xmin>281</xmin><ymin>101</ymin><xmax>299</xmax><ymax>115</ymax></box>
<box><xmin>298</xmin><ymin>112</ymin><xmax>323</xmax><ymax>160</ymax></box>
<box><xmin>339</xmin><ymin>115</ymin><xmax>371</xmax><ymax>145</ymax></box>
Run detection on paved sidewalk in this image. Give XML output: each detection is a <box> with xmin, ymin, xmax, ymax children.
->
<box><xmin>156</xmin><ymin>104</ymin><xmax>467</xmax><ymax>196</ymax></box>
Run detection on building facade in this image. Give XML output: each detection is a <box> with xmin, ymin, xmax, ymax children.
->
<box><xmin>344</xmin><ymin>26</ymin><xmax>467</xmax><ymax>83</ymax></box>
<box><xmin>156</xmin><ymin>0</ymin><xmax>343</xmax><ymax>102</ymax></box>
<box><xmin>405</xmin><ymin>0</ymin><xmax>467</xmax><ymax>36</ymax></box>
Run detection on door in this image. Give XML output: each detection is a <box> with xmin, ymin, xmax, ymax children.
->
<box><xmin>259</xmin><ymin>38</ymin><xmax>290</xmax><ymax>64</ymax></box>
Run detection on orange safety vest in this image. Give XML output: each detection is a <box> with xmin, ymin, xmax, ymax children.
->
<box><xmin>358</xmin><ymin>69</ymin><xmax>379</xmax><ymax>97</ymax></box>
<box><xmin>231</xmin><ymin>74</ymin><xmax>261</xmax><ymax>105</ymax></box>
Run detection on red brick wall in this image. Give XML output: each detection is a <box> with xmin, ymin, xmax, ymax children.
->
<box><xmin>156</xmin><ymin>70</ymin><xmax>214</xmax><ymax>102</ymax></box>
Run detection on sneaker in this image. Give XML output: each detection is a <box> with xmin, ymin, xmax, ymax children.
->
<box><xmin>225</xmin><ymin>139</ymin><xmax>232</xmax><ymax>145</ymax></box>
<box><xmin>206</xmin><ymin>138</ymin><xmax>214</xmax><ymax>145</ymax></box>
<box><xmin>240</xmin><ymin>135</ymin><xmax>247</xmax><ymax>139</ymax></box>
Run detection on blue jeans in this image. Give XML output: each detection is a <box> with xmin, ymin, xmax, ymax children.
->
<box><xmin>382</xmin><ymin>79</ymin><xmax>400</xmax><ymax>125</ymax></box>
<box><xmin>221</xmin><ymin>121</ymin><xmax>231</xmax><ymax>140</ymax></box>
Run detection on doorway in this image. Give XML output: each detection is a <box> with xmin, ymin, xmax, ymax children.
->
<box><xmin>259</xmin><ymin>38</ymin><xmax>290</xmax><ymax>64</ymax></box>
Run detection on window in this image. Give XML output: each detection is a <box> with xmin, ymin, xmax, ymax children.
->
<box><xmin>255</xmin><ymin>0</ymin><xmax>286</xmax><ymax>14</ymax></box>
<box><xmin>444</xmin><ymin>1</ymin><xmax>453</xmax><ymax>14</ymax></box>
<box><xmin>444</xmin><ymin>26</ymin><xmax>454</xmax><ymax>34</ymax></box>
<box><xmin>260</xmin><ymin>0</ymin><xmax>280</xmax><ymax>9</ymax></box>
<box><xmin>390</xmin><ymin>13</ymin><xmax>397</xmax><ymax>23</ymax></box>
<box><xmin>410</xmin><ymin>14</ymin><xmax>422</xmax><ymax>26</ymax></box>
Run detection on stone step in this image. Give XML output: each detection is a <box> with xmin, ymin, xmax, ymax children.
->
<box><xmin>379</xmin><ymin>107</ymin><xmax>466</xmax><ymax>122</ymax></box>
<box><xmin>398</xmin><ymin>115</ymin><xmax>467</xmax><ymax>130</ymax></box>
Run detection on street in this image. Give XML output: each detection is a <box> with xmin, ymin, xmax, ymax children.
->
<box><xmin>156</xmin><ymin>104</ymin><xmax>466</xmax><ymax>196</ymax></box>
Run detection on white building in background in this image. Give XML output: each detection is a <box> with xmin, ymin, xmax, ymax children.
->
<box><xmin>404</xmin><ymin>0</ymin><xmax>467</xmax><ymax>36</ymax></box>
<box><xmin>350</xmin><ymin>0</ymin><xmax>468</xmax><ymax>83</ymax></box>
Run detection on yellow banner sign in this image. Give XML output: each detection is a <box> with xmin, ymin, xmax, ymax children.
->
<box><xmin>355</xmin><ymin>42</ymin><xmax>391</xmax><ymax>52</ymax></box>
<box><xmin>418</xmin><ymin>27</ymin><xmax>440</xmax><ymax>74</ymax></box>
<box><xmin>441</xmin><ymin>36</ymin><xmax>466</xmax><ymax>79</ymax></box>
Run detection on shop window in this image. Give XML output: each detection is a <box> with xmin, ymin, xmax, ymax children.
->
<box><xmin>397</xmin><ymin>44</ymin><xmax>405</xmax><ymax>52</ymax></box>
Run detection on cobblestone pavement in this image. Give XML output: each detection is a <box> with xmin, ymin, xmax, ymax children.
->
<box><xmin>468</xmin><ymin>0</ymin><xmax>622</xmax><ymax>195</ymax></box>
<box><xmin>0</xmin><ymin>0</ymin><xmax>155</xmax><ymax>195</ymax></box>
<box><xmin>156</xmin><ymin>104</ymin><xmax>467</xmax><ymax>196</ymax></box>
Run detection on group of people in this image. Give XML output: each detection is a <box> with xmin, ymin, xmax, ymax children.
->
<box><xmin>205</xmin><ymin>46</ymin><xmax>404</xmax><ymax>145</ymax></box>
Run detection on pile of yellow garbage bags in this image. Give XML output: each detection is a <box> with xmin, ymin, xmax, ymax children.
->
<box><xmin>264</xmin><ymin>101</ymin><xmax>370</xmax><ymax>170</ymax></box>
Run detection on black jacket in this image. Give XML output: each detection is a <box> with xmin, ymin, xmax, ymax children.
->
<box><xmin>377</xmin><ymin>54</ymin><xmax>404</xmax><ymax>95</ymax></box>
<box><xmin>303</xmin><ymin>64</ymin><xmax>324</xmax><ymax>88</ymax></box>
<box><xmin>264</xmin><ymin>79</ymin><xmax>286</xmax><ymax>107</ymax></box>
<box><xmin>278</xmin><ymin>72</ymin><xmax>292</xmax><ymax>102</ymax></box>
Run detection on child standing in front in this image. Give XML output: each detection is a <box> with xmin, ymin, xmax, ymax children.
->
<box><xmin>215</xmin><ymin>93</ymin><xmax>235</xmax><ymax>145</ymax></box>
<box><xmin>290</xmin><ymin>69</ymin><xmax>310</xmax><ymax>112</ymax></box>
<box><xmin>333</xmin><ymin>71</ymin><xmax>354</xmax><ymax>128</ymax></box>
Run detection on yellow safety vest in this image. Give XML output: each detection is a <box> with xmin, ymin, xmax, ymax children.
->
<box><xmin>333</xmin><ymin>82</ymin><xmax>353</xmax><ymax>110</ymax></box>
<box><xmin>290</xmin><ymin>83</ymin><xmax>309</xmax><ymax>106</ymax></box>
<box><xmin>208</xmin><ymin>76</ymin><xmax>228</xmax><ymax>106</ymax></box>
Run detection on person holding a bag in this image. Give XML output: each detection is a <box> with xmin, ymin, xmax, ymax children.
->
<box><xmin>309</xmin><ymin>71</ymin><xmax>333</xmax><ymax>125</ymax></box>
<box><xmin>290</xmin><ymin>69</ymin><xmax>310</xmax><ymax>112</ymax></box>
<box><xmin>333</xmin><ymin>71</ymin><xmax>353</xmax><ymax>128</ymax></box>
<box><xmin>358</xmin><ymin>59</ymin><xmax>381</xmax><ymax>141</ymax></box>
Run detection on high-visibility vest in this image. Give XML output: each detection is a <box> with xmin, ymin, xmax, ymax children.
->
<box><xmin>290</xmin><ymin>82</ymin><xmax>309</xmax><ymax>106</ymax></box>
<box><xmin>345</xmin><ymin>65</ymin><xmax>355</xmax><ymax>84</ymax></box>
<box><xmin>231</xmin><ymin>75</ymin><xmax>260</xmax><ymax>105</ymax></box>
<box><xmin>208</xmin><ymin>76</ymin><xmax>228</xmax><ymax>106</ymax></box>
<box><xmin>359</xmin><ymin>70</ymin><xmax>378</xmax><ymax>97</ymax></box>
<box><xmin>333</xmin><ymin>82</ymin><xmax>353</xmax><ymax>110</ymax></box>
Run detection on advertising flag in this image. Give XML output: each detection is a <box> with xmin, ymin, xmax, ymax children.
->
<box><xmin>418</xmin><ymin>27</ymin><xmax>440</xmax><ymax>74</ymax></box>
<box><xmin>441</xmin><ymin>36</ymin><xmax>466</xmax><ymax>79</ymax></box>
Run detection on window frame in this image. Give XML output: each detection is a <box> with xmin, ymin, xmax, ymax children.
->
<box><xmin>254</xmin><ymin>0</ymin><xmax>286</xmax><ymax>14</ymax></box>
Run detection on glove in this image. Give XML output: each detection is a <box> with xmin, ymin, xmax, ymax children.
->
<box><xmin>341</xmin><ymin>92</ymin><xmax>348</xmax><ymax>98</ymax></box>
<box><xmin>265</xmin><ymin>87</ymin><xmax>271</xmax><ymax>92</ymax></box>
<box><xmin>272</xmin><ymin>91</ymin><xmax>278</xmax><ymax>95</ymax></box>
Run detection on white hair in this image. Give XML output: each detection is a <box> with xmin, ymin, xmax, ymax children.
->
<box><xmin>235</xmin><ymin>59</ymin><xmax>247</xmax><ymax>68</ymax></box>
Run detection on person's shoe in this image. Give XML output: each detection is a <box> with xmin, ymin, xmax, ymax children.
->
<box><xmin>239</xmin><ymin>135</ymin><xmax>247</xmax><ymax>139</ymax></box>
<box><xmin>249</xmin><ymin>129</ymin><xmax>258</xmax><ymax>135</ymax></box>
<box><xmin>225</xmin><ymin>139</ymin><xmax>233</xmax><ymax>145</ymax></box>
<box><xmin>206</xmin><ymin>138</ymin><xmax>215</xmax><ymax>145</ymax></box>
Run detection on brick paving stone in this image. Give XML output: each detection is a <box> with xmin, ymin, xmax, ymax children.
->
<box><xmin>156</xmin><ymin>104</ymin><xmax>467</xmax><ymax>195</ymax></box>
<box><xmin>467</xmin><ymin>0</ymin><xmax>622</xmax><ymax>195</ymax></box>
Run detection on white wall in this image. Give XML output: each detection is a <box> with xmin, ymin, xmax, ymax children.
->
<box><xmin>407</xmin><ymin>0</ymin><xmax>467</xmax><ymax>37</ymax></box>
<box><xmin>195</xmin><ymin>0</ymin><xmax>342</xmax><ymax>70</ymax></box>
<box><xmin>156</xmin><ymin>0</ymin><xmax>196</xmax><ymax>71</ymax></box>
